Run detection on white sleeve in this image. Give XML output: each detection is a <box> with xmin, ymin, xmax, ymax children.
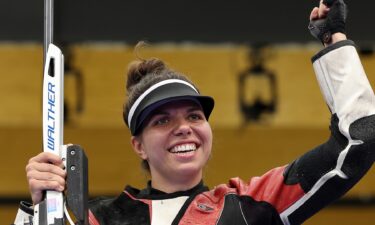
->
<box><xmin>13</xmin><ymin>201</ymin><xmax>33</xmax><ymax>225</ymax></box>
<box><xmin>312</xmin><ymin>40</ymin><xmax>375</xmax><ymax>140</ymax></box>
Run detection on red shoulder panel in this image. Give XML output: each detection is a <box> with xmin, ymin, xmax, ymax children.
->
<box><xmin>228</xmin><ymin>166</ymin><xmax>305</xmax><ymax>213</ymax></box>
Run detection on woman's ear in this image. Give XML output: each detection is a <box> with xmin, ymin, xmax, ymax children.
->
<box><xmin>131</xmin><ymin>136</ymin><xmax>148</xmax><ymax>160</ymax></box>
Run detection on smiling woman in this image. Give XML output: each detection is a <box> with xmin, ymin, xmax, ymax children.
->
<box><xmin>14</xmin><ymin>1</ymin><xmax>375</xmax><ymax>225</ymax></box>
<box><xmin>122</xmin><ymin>50</ymin><xmax>214</xmax><ymax>181</ymax></box>
<box><xmin>124</xmin><ymin>54</ymin><xmax>214</xmax><ymax>194</ymax></box>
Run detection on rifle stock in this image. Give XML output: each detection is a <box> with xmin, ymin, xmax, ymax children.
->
<box><xmin>33</xmin><ymin>16</ymin><xmax>89</xmax><ymax>225</ymax></box>
<box><xmin>35</xmin><ymin>43</ymin><xmax>65</xmax><ymax>225</ymax></box>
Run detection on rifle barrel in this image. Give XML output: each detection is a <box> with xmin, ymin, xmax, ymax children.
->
<box><xmin>44</xmin><ymin>0</ymin><xmax>54</xmax><ymax>66</ymax></box>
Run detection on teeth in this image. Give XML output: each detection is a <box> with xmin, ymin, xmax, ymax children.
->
<box><xmin>170</xmin><ymin>144</ymin><xmax>196</xmax><ymax>153</ymax></box>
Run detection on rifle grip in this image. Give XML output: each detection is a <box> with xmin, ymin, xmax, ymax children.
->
<box><xmin>66</xmin><ymin>145</ymin><xmax>89</xmax><ymax>225</ymax></box>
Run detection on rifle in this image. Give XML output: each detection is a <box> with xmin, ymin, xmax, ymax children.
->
<box><xmin>32</xmin><ymin>0</ymin><xmax>89</xmax><ymax>224</ymax></box>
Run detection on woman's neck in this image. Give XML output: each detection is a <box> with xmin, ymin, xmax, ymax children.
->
<box><xmin>150</xmin><ymin>171</ymin><xmax>203</xmax><ymax>193</ymax></box>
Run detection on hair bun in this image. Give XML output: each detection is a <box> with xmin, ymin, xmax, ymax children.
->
<box><xmin>126</xmin><ymin>58</ymin><xmax>166</xmax><ymax>90</ymax></box>
<box><xmin>126</xmin><ymin>42</ymin><xmax>167</xmax><ymax>91</ymax></box>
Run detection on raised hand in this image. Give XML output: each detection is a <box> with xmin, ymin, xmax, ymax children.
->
<box><xmin>309</xmin><ymin>0</ymin><xmax>347</xmax><ymax>45</ymax></box>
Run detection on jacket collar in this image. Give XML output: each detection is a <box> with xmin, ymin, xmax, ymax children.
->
<box><xmin>124</xmin><ymin>180</ymin><xmax>208</xmax><ymax>200</ymax></box>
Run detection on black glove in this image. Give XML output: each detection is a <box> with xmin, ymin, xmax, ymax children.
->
<box><xmin>308</xmin><ymin>0</ymin><xmax>347</xmax><ymax>44</ymax></box>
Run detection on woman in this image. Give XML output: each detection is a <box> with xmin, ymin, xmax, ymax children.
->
<box><xmin>15</xmin><ymin>1</ymin><xmax>374</xmax><ymax>224</ymax></box>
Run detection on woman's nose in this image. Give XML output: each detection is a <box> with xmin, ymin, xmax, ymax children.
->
<box><xmin>173</xmin><ymin>119</ymin><xmax>192</xmax><ymax>136</ymax></box>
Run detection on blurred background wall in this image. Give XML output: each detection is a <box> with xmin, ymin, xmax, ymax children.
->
<box><xmin>0</xmin><ymin>0</ymin><xmax>374</xmax><ymax>224</ymax></box>
<box><xmin>1</xmin><ymin>0</ymin><xmax>375</xmax><ymax>44</ymax></box>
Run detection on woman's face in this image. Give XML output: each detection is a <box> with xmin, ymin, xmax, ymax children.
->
<box><xmin>131</xmin><ymin>100</ymin><xmax>213</xmax><ymax>188</ymax></box>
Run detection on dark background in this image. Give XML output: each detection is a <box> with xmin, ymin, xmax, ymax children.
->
<box><xmin>0</xmin><ymin>0</ymin><xmax>373</xmax><ymax>44</ymax></box>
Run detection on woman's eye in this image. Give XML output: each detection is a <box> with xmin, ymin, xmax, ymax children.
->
<box><xmin>189</xmin><ymin>113</ymin><xmax>203</xmax><ymax>121</ymax></box>
<box><xmin>154</xmin><ymin>117</ymin><xmax>169</xmax><ymax>125</ymax></box>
